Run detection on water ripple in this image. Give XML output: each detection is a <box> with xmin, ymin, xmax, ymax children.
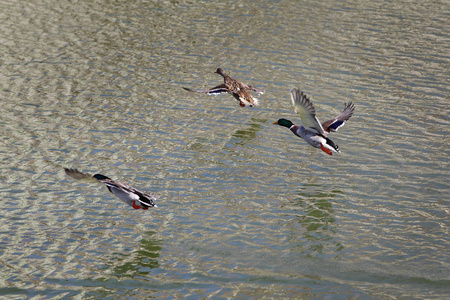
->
<box><xmin>0</xmin><ymin>0</ymin><xmax>449</xmax><ymax>298</ymax></box>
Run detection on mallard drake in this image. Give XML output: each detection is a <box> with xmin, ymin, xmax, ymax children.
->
<box><xmin>273</xmin><ymin>88</ymin><xmax>354</xmax><ymax>155</ymax></box>
<box><xmin>183</xmin><ymin>68</ymin><xmax>264</xmax><ymax>107</ymax></box>
<box><xmin>64</xmin><ymin>168</ymin><xmax>157</xmax><ymax>209</ymax></box>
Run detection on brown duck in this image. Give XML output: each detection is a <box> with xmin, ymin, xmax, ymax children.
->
<box><xmin>183</xmin><ymin>68</ymin><xmax>264</xmax><ymax>107</ymax></box>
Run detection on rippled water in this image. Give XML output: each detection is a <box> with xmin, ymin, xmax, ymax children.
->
<box><xmin>1</xmin><ymin>0</ymin><xmax>449</xmax><ymax>298</ymax></box>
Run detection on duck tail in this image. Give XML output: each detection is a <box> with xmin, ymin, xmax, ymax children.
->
<box><xmin>323</xmin><ymin>137</ymin><xmax>340</xmax><ymax>154</ymax></box>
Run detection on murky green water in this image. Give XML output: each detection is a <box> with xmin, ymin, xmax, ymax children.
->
<box><xmin>1</xmin><ymin>0</ymin><xmax>448</xmax><ymax>298</ymax></box>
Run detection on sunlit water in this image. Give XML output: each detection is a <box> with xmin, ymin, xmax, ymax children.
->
<box><xmin>1</xmin><ymin>0</ymin><xmax>449</xmax><ymax>298</ymax></box>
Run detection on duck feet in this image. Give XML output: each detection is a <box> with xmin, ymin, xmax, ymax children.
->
<box><xmin>320</xmin><ymin>144</ymin><xmax>333</xmax><ymax>155</ymax></box>
<box><xmin>131</xmin><ymin>201</ymin><xmax>141</xmax><ymax>209</ymax></box>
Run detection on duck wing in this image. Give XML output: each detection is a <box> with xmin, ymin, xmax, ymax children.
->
<box><xmin>183</xmin><ymin>84</ymin><xmax>228</xmax><ymax>96</ymax></box>
<box><xmin>64</xmin><ymin>168</ymin><xmax>98</xmax><ymax>183</ymax></box>
<box><xmin>247</xmin><ymin>85</ymin><xmax>265</xmax><ymax>95</ymax></box>
<box><xmin>129</xmin><ymin>188</ymin><xmax>158</xmax><ymax>208</ymax></box>
<box><xmin>290</xmin><ymin>88</ymin><xmax>326</xmax><ymax>135</ymax></box>
<box><xmin>321</xmin><ymin>102</ymin><xmax>355</xmax><ymax>133</ymax></box>
<box><xmin>102</xmin><ymin>180</ymin><xmax>157</xmax><ymax>208</ymax></box>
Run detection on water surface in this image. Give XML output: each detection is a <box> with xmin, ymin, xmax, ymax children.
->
<box><xmin>0</xmin><ymin>0</ymin><xmax>449</xmax><ymax>298</ymax></box>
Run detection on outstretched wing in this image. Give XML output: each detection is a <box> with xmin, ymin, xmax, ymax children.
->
<box><xmin>183</xmin><ymin>84</ymin><xmax>228</xmax><ymax>96</ymax></box>
<box><xmin>290</xmin><ymin>88</ymin><xmax>326</xmax><ymax>135</ymax></box>
<box><xmin>103</xmin><ymin>180</ymin><xmax>139</xmax><ymax>200</ymax></box>
<box><xmin>321</xmin><ymin>102</ymin><xmax>355</xmax><ymax>133</ymax></box>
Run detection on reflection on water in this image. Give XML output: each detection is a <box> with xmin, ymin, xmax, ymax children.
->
<box><xmin>0</xmin><ymin>0</ymin><xmax>449</xmax><ymax>298</ymax></box>
<box><xmin>108</xmin><ymin>231</ymin><xmax>162</xmax><ymax>279</ymax></box>
<box><xmin>228</xmin><ymin>118</ymin><xmax>265</xmax><ymax>145</ymax></box>
<box><xmin>284</xmin><ymin>184</ymin><xmax>343</xmax><ymax>255</ymax></box>
<box><xmin>225</xmin><ymin>118</ymin><xmax>266</xmax><ymax>151</ymax></box>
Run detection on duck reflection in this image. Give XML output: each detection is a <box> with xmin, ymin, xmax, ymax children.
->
<box><xmin>226</xmin><ymin>118</ymin><xmax>266</xmax><ymax>148</ymax></box>
<box><xmin>109</xmin><ymin>231</ymin><xmax>162</xmax><ymax>278</ymax></box>
<box><xmin>287</xmin><ymin>185</ymin><xmax>344</xmax><ymax>254</ymax></box>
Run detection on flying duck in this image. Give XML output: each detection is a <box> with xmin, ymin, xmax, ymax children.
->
<box><xmin>183</xmin><ymin>68</ymin><xmax>264</xmax><ymax>107</ymax></box>
<box><xmin>273</xmin><ymin>88</ymin><xmax>354</xmax><ymax>155</ymax></box>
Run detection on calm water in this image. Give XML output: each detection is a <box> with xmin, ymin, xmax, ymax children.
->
<box><xmin>1</xmin><ymin>0</ymin><xmax>449</xmax><ymax>298</ymax></box>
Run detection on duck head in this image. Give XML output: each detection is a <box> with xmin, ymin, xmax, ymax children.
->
<box><xmin>273</xmin><ymin>118</ymin><xmax>294</xmax><ymax>128</ymax></box>
<box><xmin>215</xmin><ymin>68</ymin><xmax>226</xmax><ymax>76</ymax></box>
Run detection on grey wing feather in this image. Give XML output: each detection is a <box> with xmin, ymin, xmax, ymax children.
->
<box><xmin>64</xmin><ymin>168</ymin><xmax>98</xmax><ymax>183</ymax></box>
<box><xmin>290</xmin><ymin>88</ymin><xmax>326</xmax><ymax>135</ymax></box>
<box><xmin>103</xmin><ymin>180</ymin><xmax>158</xmax><ymax>207</ymax></box>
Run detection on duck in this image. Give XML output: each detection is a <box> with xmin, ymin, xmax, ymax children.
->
<box><xmin>273</xmin><ymin>88</ymin><xmax>355</xmax><ymax>155</ymax></box>
<box><xmin>64</xmin><ymin>168</ymin><xmax>157</xmax><ymax>210</ymax></box>
<box><xmin>183</xmin><ymin>68</ymin><xmax>264</xmax><ymax>107</ymax></box>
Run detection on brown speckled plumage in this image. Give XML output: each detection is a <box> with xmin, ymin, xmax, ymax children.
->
<box><xmin>183</xmin><ymin>68</ymin><xmax>264</xmax><ymax>107</ymax></box>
